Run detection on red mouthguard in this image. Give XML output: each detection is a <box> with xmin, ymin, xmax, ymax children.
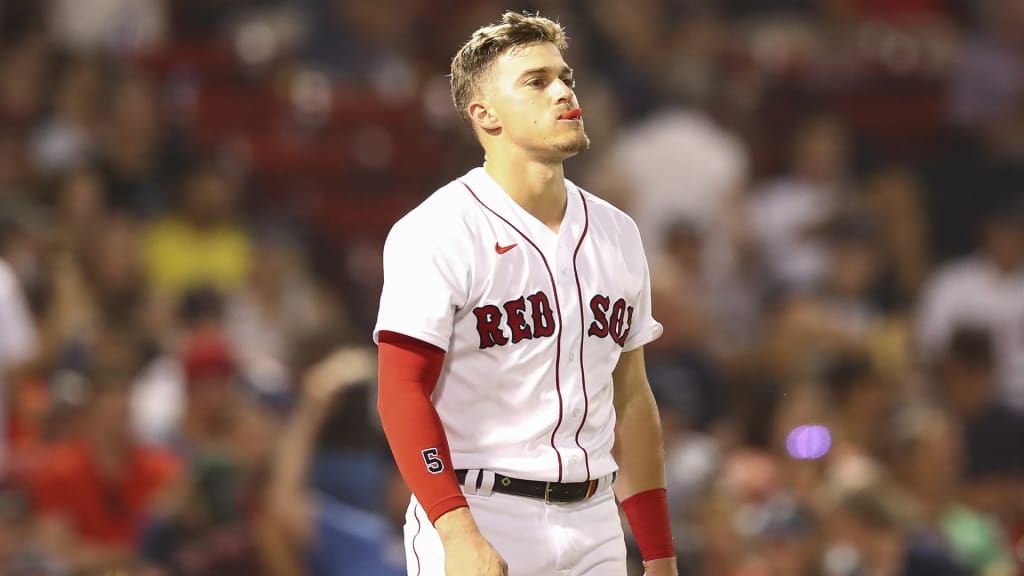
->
<box><xmin>559</xmin><ymin>108</ymin><xmax>583</xmax><ymax>120</ymax></box>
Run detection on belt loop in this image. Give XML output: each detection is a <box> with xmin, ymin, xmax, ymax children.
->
<box><xmin>463</xmin><ymin>470</ymin><xmax>480</xmax><ymax>495</ymax></box>
<box><xmin>478</xmin><ymin>471</ymin><xmax>496</xmax><ymax>497</ymax></box>
<box><xmin>543</xmin><ymin>481</ymin><xmax>553</xmax><ymax>505</ymax></box>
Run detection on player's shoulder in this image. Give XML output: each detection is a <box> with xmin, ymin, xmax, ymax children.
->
<box><xmin>384</xmin><ymin>177</ymin><xmax>478</xmax><ymax>248</ymax></box>
<box><xmin>570</xmin><ymin>180</ymin><xmax>641</xmax><ymax>232</ymax></box>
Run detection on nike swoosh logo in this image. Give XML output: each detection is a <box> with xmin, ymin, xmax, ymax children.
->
<box><xmin>495</xmin><ymin>242</ymin><xmax>517</xmax><ymax>254</ymax></box>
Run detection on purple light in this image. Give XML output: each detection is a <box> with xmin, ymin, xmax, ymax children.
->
<box><xmin>786</xmin><ymin>425</ymin><xmax>832</xmax><ymax>459</ymax></box>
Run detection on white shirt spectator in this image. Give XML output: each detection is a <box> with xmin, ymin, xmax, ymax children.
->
<box><xmin>917</xmin><ymin>257</ymin><xmax>1024</xmax><ymax>411</ymax></box>
<box><xmin>598</xmin><ymin>108</ymin><xmax>755</xmax><ymax>351</ymax></box>
<box><xmin>0</xmin><ymin>259</ymin><xmax>38</xmax><ymax>476</ymax></box>
<box><xmin>47</xmin><ymin>0</ymin><xmax>166</xmax><ymax>54</ymax></box>
<box><xmin>603</xmin><ymin>108</ymin><xmax>748</xmax><ymax>254</ymax></box>
<box><xmin>130</xmin><ymin>354</ymin><xmax>185</xmax><ymax>447</ymax></box>
<box><xmin>749</xmin><ymin>178</ymin><xmax>841</xmax><ymax>291</ymax></box>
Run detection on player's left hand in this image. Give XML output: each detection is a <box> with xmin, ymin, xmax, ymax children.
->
<box><xmin>643</xmin><ymin>557</ymin><xmax>678</xmax><ymax>576</ymax></box>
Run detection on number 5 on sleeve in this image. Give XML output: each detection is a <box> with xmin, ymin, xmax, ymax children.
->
<box><xmin>422</xmin><ymin>447</ymin><xmax>445</xmax><ymax>474</ymax></box>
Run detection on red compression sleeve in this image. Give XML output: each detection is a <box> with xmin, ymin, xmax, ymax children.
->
<box><xmin>621</xmin><ymin>488</ymin><xmax>675</xmax><ymax>562</ymax></box>
<box><xmin>377</xmin><ymin>330</ymin><xmax>467</xmax><ymax>523</ymax></box>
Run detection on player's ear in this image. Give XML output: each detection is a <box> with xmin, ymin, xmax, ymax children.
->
<box><xmin>468</xmin><ymin>101</ymin><xmax>500</xmax><ymax>133</ymax></box>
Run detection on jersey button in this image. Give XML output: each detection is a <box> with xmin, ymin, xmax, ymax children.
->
<box><xmin>568</xmin><ymin>352</ymin><xmax>575</xmax><ymax>361</ymax></box>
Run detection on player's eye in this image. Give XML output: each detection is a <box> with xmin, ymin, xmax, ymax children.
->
<box><xmin>561</xmin><ymin>76</ymin><xmax>575</xmax><ymax>89</ymax></box>
<box><xmin>526</xmin><ymin>77</ymin><xmax>546</xmax><ymax>88</ymax></box>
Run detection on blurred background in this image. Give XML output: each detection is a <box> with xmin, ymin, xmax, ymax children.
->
<box><xmin>0</xmin><ymin>0</ymin><xmax>1022</xmax><ymax>574</ymax></box>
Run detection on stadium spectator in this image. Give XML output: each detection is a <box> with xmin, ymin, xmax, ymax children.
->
<box><xmin>265</xmin><ymin>346</ymin><xmax>405</xmax><ymax>576</ymax></box>
<box><xmin>0</xmin><ymin>220</ymin><xmax>38</xmax><ymax>479</ymax></box>
<box><xmin>225</xmin><ymin>225</ymin><xmax>340</xmax><ymax>399</ymax></box>
<box><xmin>821</xmin><ymin>352</ymin><xmax>891</xmax><ymax>463</ymax></box>
<box><xmin>139</xmin><ymin>327</ymin><xmax>276</xmax><ymax>576</ymax></box>
<box><xmin>917</xmin><ymin>199</ymin><xmax>1024</xmax><ymax>412</ymax></box>
<box><xmin>819</xmin><ymin>473</ymin><xmax>971</xmax><ymax>576</ymax></box>
<box><xmin>46</xmin><ymin>0</ymin><xmax>167</xmax><ymax>55</ymax></box>
<box><xmin>0</xmin><ymin>2</ymin><xmax>1022</xmax><ymax>573</ymax></box>
<box><xmin>887</xmin><ymin>404</ymin><xmax>1017</xmax><ymax>576</ymax></box>
<box><xmin>142</xmin><ymin>161</ymin><xmax>252</xmax><ymax>300</ymax></box>
<box><xmin>49</xmin><ymin>165</ymin><xmax>107</xmax><ymax>256</ymax></box>
<box><xmin>96</xmin><ymin>69</ymin><xmax>179</xmax><ymax>218</ymax></box>
<box><xmin>936</xmin><ymin>327</ymin><xmax>1024</xmax><ymax>517</ymax></box>
<box><xmin>749</xmin><ymin>112</ymin><xmax>855</xmax><ymax>293</ymax></box>
<box><xmin>28</xmin><ymin>343</ymin><xmax>180</xmax><ymax>573</ymax></box>
<box><xmin>29</xmin><ymin>54</ymin><xmax>102</xmax><ymax>174</ymax></box>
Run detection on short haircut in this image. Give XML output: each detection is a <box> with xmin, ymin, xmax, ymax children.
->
<box><xmin>821</xmin><ymin>352</ymin><xmax>875</xmax><ymax>403</ymax></box>
<box><xmin>450</xmin><ymin>12</ymin><xmax>567</xmax><ymax>122</ymax></box>
<box><xmin>836</xmin><ymin>479</ymin><xmax>915</xmax><ymax>531</ymax></box>
<box><xmin>946</xmin><ymin>325</ymin><xmax>994</xmax><ymax>369</ymax></box>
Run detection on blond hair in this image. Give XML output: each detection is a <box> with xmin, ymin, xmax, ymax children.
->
<box><xmin>450</xmin><ymin>12</ymin><xmax>567</xmax><ymax>121</ymax></box>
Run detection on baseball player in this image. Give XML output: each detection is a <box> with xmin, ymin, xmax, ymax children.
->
<box><xmin>375</xmin><ymin>12</ymin><xmax>676</xmax><ymax>576</ymax></box>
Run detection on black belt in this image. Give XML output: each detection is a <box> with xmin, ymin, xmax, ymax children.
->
<box><xmin>455</xmin><ymin>470</ymin><xmax>613</xmax><ymax>504</ymax></box>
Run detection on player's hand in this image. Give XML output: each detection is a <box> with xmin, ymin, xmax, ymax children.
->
<box><xmin>435</xmin><ymin>508</ymin><xmax>508</xmax><ymax>575</ymax></box>
<box><xmin>643</xmin><ymin>557</ymin><xmax>678</xmax><ymax>576</ymax></box>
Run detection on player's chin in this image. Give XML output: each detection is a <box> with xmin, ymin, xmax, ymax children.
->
<box><xmin>553</xmin><ymin>133</ymin><xmax>591</xmax><ymax>156</ymax></box>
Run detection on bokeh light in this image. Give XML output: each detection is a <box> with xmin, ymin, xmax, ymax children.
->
<box><xmin>786</xmin><ymin>425</ymin><xmax>832</xmax><ymax>460</ymax></box>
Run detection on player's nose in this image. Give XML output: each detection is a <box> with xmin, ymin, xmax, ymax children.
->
<box><xmin>553</xmin><ymin>78</ymin><xmax>573</xmax><ymax>103</ymax></box>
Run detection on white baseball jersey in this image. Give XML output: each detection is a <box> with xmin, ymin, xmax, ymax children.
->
<box><xmin>374</xmin><ymin>166</ymin><xmax>662</xmax><ymax>484</ymax></box>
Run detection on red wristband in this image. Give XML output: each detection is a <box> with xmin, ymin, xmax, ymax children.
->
<box><xmin>621</xmin><ymin>488</ymin><xmax>675</xmax><ymax>561</ymax></box>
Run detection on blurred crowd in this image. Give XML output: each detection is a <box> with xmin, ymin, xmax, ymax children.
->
<box><xmin>0</xmin><ymin>0</ymin><xmax>1022</xmax><ymax>575</ymax></box>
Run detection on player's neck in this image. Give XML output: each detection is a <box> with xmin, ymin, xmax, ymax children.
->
<box><xmin>485</xmin><ymin>157</ymin><xmax>567</xmax><ymax>233</ymax></box>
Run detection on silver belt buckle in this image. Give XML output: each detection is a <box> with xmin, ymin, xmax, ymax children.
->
<box><xmin>544</xmin><ymin>481</ymin><xmax>554</xmax><ymax>504</ymax></box>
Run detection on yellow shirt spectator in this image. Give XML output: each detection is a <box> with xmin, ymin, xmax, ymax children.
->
<box><xmin>143</xmin><ymin>216</ymin><xmax>251</xmax><ymax>297</ymax></box>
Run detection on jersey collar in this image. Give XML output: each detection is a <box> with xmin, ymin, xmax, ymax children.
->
<box><xmin>461</xmin><ymin>166</ymin><xmax>585</xmax><ymax>249</ymax></box>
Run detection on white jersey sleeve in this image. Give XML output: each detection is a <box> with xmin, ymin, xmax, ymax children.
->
<box><xmin>620</xmin><ymin>216</ymin><xmax>663</xmax><ymax>352</ymax></box>
<box><xmin>374</xmin><ymin>200</ymin><xmax>469</xmax><ymax>351</ymax></box>
<box><xmin>622</xmin><ymin>242</ymin><xmax>661</xmax><ymax>352</ymax></box>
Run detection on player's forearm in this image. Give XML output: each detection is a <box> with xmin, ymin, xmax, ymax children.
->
<box><xmin>377</xmin><ymin>333</ymin><xmax>468</xmax><ymax>523</ymax></box>
<box><xmin>611</xmin><ymin>384</ymin><xmax>667</xmax><ymax>500</ymax></box>
<box><xmin>611</xmin><ymin>348</ymin><xmax>676</xmax><ymax>566</ymax></box>
<box><xmin>378</xmin><ymin>385</ymin><xmax>469</xmax><ymax>522</ymax></box>
<box><xmin>613</xmin><ymin>388</ymin><xmax>677</xmax><ymax>567</ymax></box>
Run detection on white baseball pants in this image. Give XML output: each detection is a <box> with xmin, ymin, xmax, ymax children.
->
<box><xmin>403</xmin><ymin>474</ymin><xmax>626</xmax><ymax>575</ymax></box>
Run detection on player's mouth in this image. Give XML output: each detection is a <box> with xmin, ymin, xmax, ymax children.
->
<box><xmin>558</xmin><ymin>107</ymin><xmax>583</xmax><ymax>122</ymax></box>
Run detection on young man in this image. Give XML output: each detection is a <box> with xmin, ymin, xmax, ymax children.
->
<box><xmin>375</xmin><ymin>12</ymin><xmax>676</xmax><ymax>576</ymax></box>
